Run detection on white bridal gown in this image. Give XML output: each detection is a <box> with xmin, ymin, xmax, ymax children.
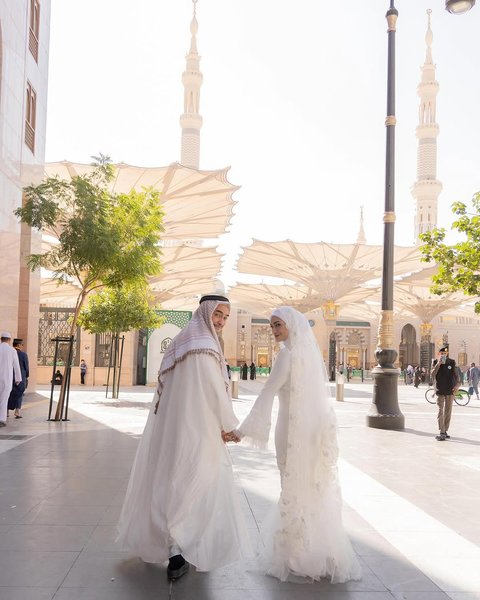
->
<box><xmin>117</xmin><ymin>353</ymin><xmax>252</xmax><ymax>570</ymax></box>
<box><xmin>239</xmin><ymin>344</ymin><xmax>362</xmax><ymax>583</ymax></box>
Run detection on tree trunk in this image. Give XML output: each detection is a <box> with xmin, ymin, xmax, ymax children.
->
<box><xmin>54</xmin><ymin>290</ymin><xmax>86</xmax><ymax>420</ymax></box>
<box><xmin>111</xmin><ymin>335</ymin><xmax>118</xmax><ymax>399</ymax></box>
<box><xmin>112</xmin><ymin>335</ymin><xmax>125</xmax><ymax>399</ymax></box>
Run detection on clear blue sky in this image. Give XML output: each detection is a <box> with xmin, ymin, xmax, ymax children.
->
<box><xmin>46</xmin><ymin>0</ymin><xmax>480</xmax><ymax>284</ymax></box>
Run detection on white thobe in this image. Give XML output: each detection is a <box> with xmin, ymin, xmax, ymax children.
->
<box><xmin>117</xmin><ymin>352</ymin><xmax>252</xmax><ymax>570</ymax></box>
<box><xmin>0</xmin><ymin>342</ymin><xmax>21</xmax><ymax>423</ymax></box>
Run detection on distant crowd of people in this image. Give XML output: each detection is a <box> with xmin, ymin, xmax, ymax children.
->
<box><xmin>404</xmin><ymin>360</ymin><xmax>480</xmax><ymax>393</ymax></box>
<box><xmin>404</xmin><ymin>364</ymin><xmax>428</xmax><ymax>387</ymax></box>
<box><xmin>238</xmin><ymin>362</ymin><xmax>257</xmax><ymax>380</ymax></box>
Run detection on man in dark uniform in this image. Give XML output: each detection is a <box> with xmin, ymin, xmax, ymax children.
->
<box><xmin>431</xmin><ymin>346</ymin><xmax>459</xmax><ymax>441</ymax></box>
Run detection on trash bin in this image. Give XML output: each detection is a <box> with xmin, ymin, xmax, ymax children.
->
<box><xmin>231</xmin><ymin>370</ymin><xmax>239</xmax><ymax>399</ymax></box>
<box><xmin>336</xmin><ymin>373</ymin><xmax>344</xmax><ymax>402</ymax></box>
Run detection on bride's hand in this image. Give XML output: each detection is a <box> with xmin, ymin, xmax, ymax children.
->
<box><xmin>221</xmin><ymin>430</ymin><xmax>240</xmax><ymax>443</ymax></box>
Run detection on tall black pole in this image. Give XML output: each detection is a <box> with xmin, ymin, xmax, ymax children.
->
<box><xmin>367</xmin><ymin>0</ymin><xmax>405</xmax><ymax>430</ymax></box>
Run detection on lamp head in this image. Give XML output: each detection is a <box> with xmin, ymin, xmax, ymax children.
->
<box><xmin>445</xmin><ymin>0</ymin><xmax>475</xmax><ymax>14</ymax></box>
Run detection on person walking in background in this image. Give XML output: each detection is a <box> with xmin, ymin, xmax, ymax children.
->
<box><xmin>431</xmin><ymin>346</ymin><xmax>459</xmax><ymax>441</ymax></box>
<box><xmin>117</xmin><ymin>294</ymin><xmax>251</xmax><ymax>581</ymax></box>
<box><xmin>249</xmin><ymin>362</ymin><xmax>256</xmax><ymax>380</ymax></box>
<box><xmin>420</xmin><ymin>367</ymin><xmax>426</xmax><ymax>384</ymax></box>
<box><xmin>413</xmin><ymin>366</ymin><xmax>421</xmax><ymax>388</ymax></box>
<box><xmin>233</xmin><ymin>307</ymin><xmax>361</xmax><ymax>583</ymax></box>
<box><xmin>467</xmin><ymin>362</ymin><xmax>480</xmax><ymax>400</ymax></box>
<box><xmin>406</xmin><ymin>364</ymin><xmax>414</xmax><ymax>385</ymax></box>
<box><xmin>0</xmin><ymin>332</ymin><xmax>21</xmax><ymax>427</ymax></box>
<box><xmin>241</xmin><ymin>362</ymin><xmax>248</xmax><ymax>380</ymax></box>
<box><xmin>7</xmin><ymin>338</ymin><xmax>29</xmax><ymax>419</ymax></box>
<box><xmin>80</xmin><ymin>359</ymin><xmax>87</xmax><ymax>385</ymax></box>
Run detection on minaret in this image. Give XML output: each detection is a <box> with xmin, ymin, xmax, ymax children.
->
<box><xmin>411</xmin><ymin>9</ymin><xmax>442</xmax><ymax>243</ymax></box>
<box><xmin>180</xmin><ymin>0</ymin><xmax>203</xmax><ymax>169</ymax></box>
<box><xmin>356</xmin><ymin>206</ymin><xmax>366</xmax><ymax>245</ymax></box>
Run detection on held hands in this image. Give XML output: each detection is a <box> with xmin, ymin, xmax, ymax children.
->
<box><xmin>221</xmin><ymin>429</ymin><xmax>241</xmax><ymax>443</ymax></box>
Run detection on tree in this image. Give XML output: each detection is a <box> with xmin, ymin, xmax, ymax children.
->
<box><xmin>15</xmin><ymin>157</ymin><xmax>164</xmax><ymax>418</ymax></box>
<box><xmin>77</xmin><ymin>284</ymin><xmax>164</xmax><ymax>398</ymax></box>
<box><xmin>420</xmin><ymin>193</ymin><xmax>480</xmax><ymax>313</ymax></box>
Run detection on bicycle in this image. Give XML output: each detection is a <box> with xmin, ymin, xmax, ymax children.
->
<box><xmin>425</xmin><ymin>387</ymin><xmax>470</xmax><ymax>406</ymax></box>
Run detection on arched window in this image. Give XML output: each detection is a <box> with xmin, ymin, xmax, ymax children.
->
<box><xmin>29</xmin><ymin>0</ymin><xmax>40</xmax><ymax>62</ymax></box>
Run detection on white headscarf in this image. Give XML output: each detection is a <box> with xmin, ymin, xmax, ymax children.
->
<box><xmin>154</xmin><ymin>300</ymin><xmax>230</xmax><ymax>412</ymax></box>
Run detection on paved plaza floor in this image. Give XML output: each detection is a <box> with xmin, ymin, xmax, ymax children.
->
<box><xmin>0</xmin><ymin>378</ymin><xmax>479</xmax><ymax>600</ymax></box>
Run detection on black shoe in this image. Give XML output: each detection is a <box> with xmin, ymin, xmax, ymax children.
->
<box><xmin>167</xmin><ymin>556</ymin><xmax>189</xmax><ymax>581</ymax></box>
<box><xmin>445</xmin><ymin>433</ymin><xmax>450</xmax><ymax>439</ymax></box>
<box><xmin>435</xmin><ymin>433</ymin><xmax>446</xmax><ymax>441</ymax></box>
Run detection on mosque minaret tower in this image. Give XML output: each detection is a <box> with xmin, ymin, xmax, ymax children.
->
<box><xmin>180</xmin><ymin>0</ymin><xmax>203</xmax><ymax>169</ymax></box>
<box><xmin>412</xmin><ymin>9</ymin><xmax>442</xmax><ymax>244</ymax></box>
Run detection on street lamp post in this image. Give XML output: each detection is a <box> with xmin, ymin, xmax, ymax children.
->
<box><xmin>367</xmin><ymin>0</ymin><xmax>403</xmax><ymax>430</ymax></box>
<box><xmin>367</xmin><ymin>0</ymin><xmax>475</xmax><ymax>430</ymax></box>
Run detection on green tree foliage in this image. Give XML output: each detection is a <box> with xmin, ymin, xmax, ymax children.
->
<box><xmin>78</xmin><ymin>284</ymin><xmax>164</xmax><ymax>399</ymax></box>
<box><xmin>420</xmin><ymin>193</ymin><xmax>480</xmax><ymax>313</ymax></box>
<box><xmin>15</xmin><ymin>156</ymin><xmax>164</xmax><ymax>417</ymax></box>
<box><xmin>77</xmin><ymin>284</ymin><xmax>163</xmax><ymax>334</ymax></box>
<box><xmin>15</xmin><ymin>158</ymin><xmax>164</xmax><ymax>333</ymax></box>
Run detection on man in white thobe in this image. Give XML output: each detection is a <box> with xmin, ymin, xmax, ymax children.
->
<box><xmin>0</xmin><ymin>332</ymin><xmax>21</xmax><ymax>426</ymax></box>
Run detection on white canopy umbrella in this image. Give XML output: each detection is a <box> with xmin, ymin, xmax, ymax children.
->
<box><xmin>233</xmin><ymin>239</ymin><xmax>480</xmax><ymax>324</ymax></box>
<box><xmin>228</xmin><ymin>281</ymin><xmax>377</xmax><ymax>316</ymax></box>
<box><xmin>40</xmin><ymin>245</ymin><xmax>223</xmax><ymax>308</ymax></box>
<box><xmin>235</xmin><ymin>239</ymin><xmax>424</xmax><ymax>307</ymax></box>
<box><xmin>44</xmin><ymin>161</ymin><xmax>237</xmax><ymax>240</ymax></box>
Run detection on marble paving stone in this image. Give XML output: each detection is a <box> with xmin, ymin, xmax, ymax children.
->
<box><xmin>171</xmin><ymin>558</ymin><xmax>386</xmax><ymax>594</ymax></box>
<box><xmin>0</xmin><ymin>524</ymin><xmax>95</xmax><ymax>551</ymax></box>
<box><xmin>0</xmin><ymin>550</ymin><xmax>79</xmax><ymax>587</ymax></box>
<box><xmin>0</xmin><ymin>440</ymin><xmax>26</xmax><ymax>453</ymax></box>
<box><xmin>110</xmin><ymin>486</ymin><xmax>130</xmax><ymax>506</ymax></box>
<box><xmin>42</xmin><ymin>484</ymin><xmax>121</xmax><ymax>506</ymax></box>
<box><xmin>97</xmin><ymin>504</ymin><xmax>122</xmax><ymax>526</ymax></box>
<box><xmin>0</xmin><ymin>588</ymin><xmax>57</xmax><ymax>600</ymax></box>
<box><xmin>0</xmin><ymin>383</ymin><xmax>478</xmax><ymax>600</ymax></box>
<box><xmin>53</xmin><ymin>588</ymin><xmax>172</xmax><ymax>600</ymax></box>
<box><xmin>192</xmin><ymin>591</ymin><xmax>412</xmax><ymax>600</ymax></box>
<box><xmin>45</xmin><ymin>477</ymin><xmax>124</xmax><ymax>494</ymax></box>
<box><xmin>61</xmin><ymin>552</ymin><xmax>171</xmax><ymax>590</ymax></box>
<box><xmin>394</xmin><ymin>593</ymin><xmax>455</xmax><ymax>600</ymax></box>
<box><xmin>0</xmin><ymin>523</ymin><xmax>12</xmax><ymax>535</ymax></box>
<box><xmin>72</xmin><ymin>463</ymin><xmax>133</xmax><ymax>479</ymax></box>
<box><xmin>0</xmin><ymin>501</ymin><xmax>43</xmax><ymax>524</ymax></box>
<box><xmin>168</xmin><ymin>560</ymin><xmax>281</xmax><ymax>593</ymax></box>
<box><xmin>22</xmin><ymin>502</ymin><xmax>109</xmax><ymax>525</ymax></box>
<box><xmin>349</xmin><ymin>529</ymin><xmax>404</xmax><ymax>558</ymax></box>
<box><xmin>83</xmin><ymin>525</ymin><xmax>128</xmax><ymax>553</ymax></box>
<box><xmin>362</xmin><ymin>556</ymin><xmax>444</xmax><ymax>593</ymax></box>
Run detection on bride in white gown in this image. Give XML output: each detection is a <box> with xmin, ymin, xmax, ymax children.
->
<box><xmin>237</xmin><ymin>306</ymin><xmax>361</xmax><ymax>583</ymax></box>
